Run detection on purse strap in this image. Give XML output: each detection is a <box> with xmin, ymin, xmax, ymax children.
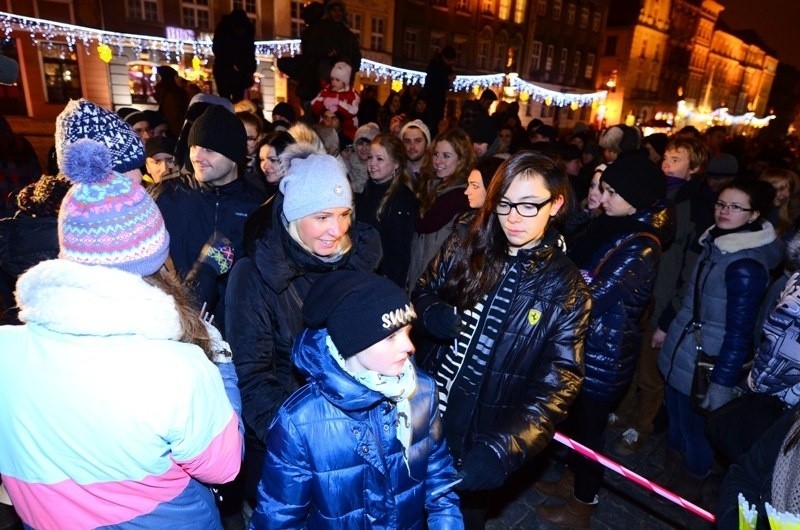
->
<box><xmin>691</xmin><ymin>258</ymin><xmax>707</xmax><ymax>351</ymax></box>
<box><xmin>592</xmin><ymin>231</ymin><xmax>661</xmax><ymax>277</ymax></box>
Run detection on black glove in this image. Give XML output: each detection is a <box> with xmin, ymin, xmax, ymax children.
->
<box><xmin>422</xmin><ymin>302</ymin><xmax>462</xmax><ymax>340</ymax></box>
<box><xmin>456</xmin><ymin>444</ymin><xmax>507</xmax><ymax>491</ymax></box>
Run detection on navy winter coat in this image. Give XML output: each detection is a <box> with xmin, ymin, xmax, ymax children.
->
<box><xmin>572</xmin><ymin>202</ymin><xmax>674</xmax><ymax>401</ymax></box>
<box><xmin>249</xmin><ymin>328</ymin><xmax>463</xmax><ymax>530</ymax></box>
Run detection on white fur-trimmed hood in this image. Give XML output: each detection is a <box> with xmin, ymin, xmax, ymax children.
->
<box><xmin>699</xmin><ymin>220</ymin><xmax>777</xmax><ymax>254</ymax></box>
<box><xmin>15</xmin><ymin>259</ymin><xmax>183</xmax><ymax>340</ymax></box>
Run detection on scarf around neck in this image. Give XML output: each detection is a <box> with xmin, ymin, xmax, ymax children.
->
<box><xmin>326</xmin><ymin>336</ymin><xmax>418</xmax><ymax>470</ymax></box>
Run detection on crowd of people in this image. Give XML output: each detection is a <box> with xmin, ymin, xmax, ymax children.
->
<box><xmin>2</xmin><ymin>3</ymin><xmax>800</xmax><ymax>530</ymax></box>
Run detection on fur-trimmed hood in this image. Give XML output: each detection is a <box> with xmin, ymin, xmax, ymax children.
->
<box><xmin>699</xmin><ymin>220</ymin><xmax>778</xmax><ymax>254</ymax></box>
<box><xmin>15</xmin><ymin>259</ymin><xmax>182</xmax><ymax>340</ymax></box>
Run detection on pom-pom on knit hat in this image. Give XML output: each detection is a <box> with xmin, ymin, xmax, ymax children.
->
<box><xmin>279</xmin><ymin>152</ymin><xmax>353</xmax><ymax>222</ymax></box>
<box><xmin>58</xmin><ymin>138</ymin><xmax>170</xmax><ymax>276</ymax></box>
<box><xmin>55</xmin><ymin>99</ymin><xmax>145</xmax><ymax>174</ymax></box>
<box><xmin>303</xmin><ymin>270</ymin><xmax>417</xmax><ymax>358</ymax></box>
<box><xmin>188</xmin><ymin>104</ymin><xmax>247</xmax><ymax>166</ymax></box>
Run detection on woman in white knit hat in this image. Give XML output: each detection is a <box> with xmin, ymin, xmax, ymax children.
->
<box><xmin>225</xmin><ymin>142</ymin><xmax>382</xmax><ymax>507</ymax></box>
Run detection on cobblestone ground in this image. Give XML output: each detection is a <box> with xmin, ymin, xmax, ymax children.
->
<box><xmin>484</xmin><ymin>426</ymin><xmax>721</xmax><ymax>530</ymax></box>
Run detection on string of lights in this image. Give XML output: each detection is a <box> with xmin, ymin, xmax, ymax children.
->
<box><xmin>0</xmin><ymin>10</ymin><xmax>776</xmax><ymax>119</ymax></box>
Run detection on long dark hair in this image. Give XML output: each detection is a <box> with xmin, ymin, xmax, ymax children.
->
<box><xmin>439</xmin><ymin>151</ymin><xmax>570</xmax><ymax>309</ymax></box>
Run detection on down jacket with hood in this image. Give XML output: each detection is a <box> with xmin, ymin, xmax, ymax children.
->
<box><xmin>659</xmin><ymin>220</ymin><xmax>784</xmax><ymax>395</ymax></box>
<box><xmin>249</xmin><ymin>328</ymin><xmax>463</xmax><ymax>530</ymax></box>
<box><xmin>225</xmin><ymin>194</ymin><xmax>382</xmax><ymax>496</ymax></box>
<box><xmin>749</xmin><ymin>232</ymin><xmax>800</xmax><ymax>408</ymax></box>
<box><xmin>569</xmin><ymin>201</ymin><xmax>675</xmax><ymax>402</ymax></box>
<box><xmin>412</xmin><ymin>226</ymin><xmax>590</xmax><ymax>475</ymax></box>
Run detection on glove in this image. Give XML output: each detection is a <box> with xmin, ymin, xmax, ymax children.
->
<box><xmin>193</xmin><ymin>232</ymin><xmax>235</xmax><ymax>277</ymax></box>
<box><xmin>422</xmin><ymin>302</ymin><xmax>462</xmax><ymax>340</ymax></box>
<box><xmin>699</xmin><ymin>382</ymin><xmax>736</xmax><ymax>412</ymax></box>
<box><xmin>455</xmin><ymin>445</ymin><xmax>506</xmax><ymax>491</ymax></box>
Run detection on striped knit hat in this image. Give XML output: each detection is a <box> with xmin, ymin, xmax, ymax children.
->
<box><xmin>58</xmin><ymin>138</ymin><xmax>170</xmax><ymax>276</ymax></box>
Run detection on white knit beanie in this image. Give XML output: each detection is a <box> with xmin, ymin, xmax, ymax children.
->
<box><xmin>279</xmin><ymin>153</ymin><xmax>353</xmax><ymax>222</ymax></box>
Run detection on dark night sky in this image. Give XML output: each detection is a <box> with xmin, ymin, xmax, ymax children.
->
<box><xmin>719</xmin><ymin>0</ymin><xmax>800</xmax><ymax>69</ymax></box>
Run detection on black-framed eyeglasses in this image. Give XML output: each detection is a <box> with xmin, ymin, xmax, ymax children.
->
<box><xmin>495</xmin><ymin>197</ymin><xmax>553</xmax><ymax>217</ymax></box>
<box><xmin>714</xmin><ymin>201</ymin><xmax>753</xmax><ymax>213</ymax></box>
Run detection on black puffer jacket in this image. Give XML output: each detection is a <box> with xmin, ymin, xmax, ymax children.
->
<box><xmin>412</xmin><ymin>227</ymin><xmax>590</xmax><ymax>474</ymax></box>
<box><xmin>225</xmin><ymin>195</ymin><xmax>382</xmax><ymax>446</ymax></box>
<box><xmin>570</xmin><ymin>201</ymin><xmax>674</xmax><ymax>401</ymax></box>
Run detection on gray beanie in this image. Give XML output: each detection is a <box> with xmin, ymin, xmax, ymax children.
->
<box><xmin>279</xmin><ymin>153</ymin><xmax>353</xmax><ymax>222</ymax></box>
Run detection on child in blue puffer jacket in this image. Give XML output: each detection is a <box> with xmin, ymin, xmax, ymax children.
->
<box><xmin>250</xmin><ymin>270</ymin><xmax>463</xmax><ymax>530</ymax></box>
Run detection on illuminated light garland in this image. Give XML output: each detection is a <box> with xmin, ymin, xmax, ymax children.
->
<box><xmin>0</xmin><ymin>11</ymin><xmax>610</xmax><ymax>108</ymax></box>
<box><xmin>679</xmin><ymin>106</ymin><xmax>776</xmax><ymax>129</ymax></box>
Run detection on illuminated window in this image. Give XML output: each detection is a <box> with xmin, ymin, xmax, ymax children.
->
<box><xmin>290</xmin><ymin>0</ymin><xmax>304</xmax><ymax>38</ymax></box>
<box><xmin>370</xmin><ymin>17</ymin><xmax>384</xmax><ymax>51</ymax></box>
<box><xmin>41</xmin><ymin>42</ymin><xmax>82</xmax><ymax>103</ymax></box>
<box><xmin>457</xmin><ymin>0</ymin><xmax>470</xmax><ymax>9</ymax></box>
<box><xmin>182</xmin><ymin>0</ymin><xmax>210</xmax><ymax>30</ymax></box>
<box><xmin>566</xmin><ymin>3</ymin><xmax>575</xmax><ymax>25</ymax></box>
<box><xmin>348</xmin><ymin>12</ymin><xmax>362</xmax><ymax>44</ymax></box>
<box><xmin>552</xmin><ymin>0</ymin><xmax>561</xmax><ymax>20</ymax></box>
<box><xmin>499</xmin><ymin>0</ymin><xmax>511</xmax><ymax>19</ymax></box>
<box><xmin>545</xmin><ymin>44</ymin><xmax>554</xmax><ymax>71</ymax></box>
<box><xmin>514</xmin><ymin>0</ymin><xmax>527</xmax><ymax>23</ymax></box>
<box><xmin>127</xmin><ymin>62</ymin><xmax>156</xmax><ymax>105</ymax></box>
<box><xmin>127</xmin><ymin>0</ymin><xmax>159</xmax><ymax>22</ymax></box>
<box><xmin>482</xmin><ymin>0</ymin><xmax>494</xmax><ymax>14</ymax></box>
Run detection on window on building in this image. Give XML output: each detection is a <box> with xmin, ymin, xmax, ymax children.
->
<box><xmin>456</xmin><ymin>0</ymin><xmax>470</xmax><ymax>10</ymax></box>
<box><xmin>182</xmin><ymin>0</ymin><xmax>210</xmax><ymax>30</ymax></box>
<box><xmin>477</xmin><ymin>31</ymin><xmax>492</xmax><ymax>69</ymax></box>
<box><xmin>404</xmin><ymin>29</ymin><xmax>419</xmax><ymax>60</ymax></box>
<box><xmin>514</xmin><ymin>0</ymin><xmax>527</xmax><ymax>23</ymax></box>
<box><xmin>127</xmin><ymin>0</ymin><xmax>159</xmax><ymax>22</ymax></box>
<box><xmin>370</xmin><ymin>17</ymin><xmax>385</xmax><ymax>51</ymax></box>
<box><xmin>233</xmin><ymin>0</ymin><xmax>257</xmax><ymax>27</ymax></box>
<box><xmin>430</xmin><ymin>33</ymin><xmax>445</xmax><ymax>56</ymax></box>
<box><xmin>604</xmin><ymin>35</ymin><xmax>617</xmax><ymax>56</ymax></box>
<box><xmin>482</xmin><ymin>0</ymin><xmax>494</xmax><ymax>14</ymax></box>
<box><xmin>640</xmin><ymin>39</ymin><xmax>647</xmax><ymax>59</ymax></box>
<box><xmin>579</xmin><ymin>7</ymin><xmax>589</xmax><ymax>28</ymax></box>
<box><xmin>499</xmin><ymin>0</ymin><xmax>511</xmax><ymax>19</ymax></box>
<box><xmin>585</xmin><ymin>53</ymin><xmax>595</xmax><ymax>78</ymax></box>
<box><xmin>572</xmin><ymin>50</ymin><xmax>581</xmax><ymax>77</ymax></box>
<box><xmin>566</xmin><ymin>4</ymin><xmax>575</xmax><ymax>25</ymax></box>
<box><xmin>535</xmin><ymin>0</ymin><xmax>547</xmax><ymax>16</ymax></box>
<box><xmin>530</xmin><ymin>41</ymin><xmax>542</xmax><ymax>73</ymax></box>
<box><xmin>545</xmin><ymin>44</ymin><xmax>554</xmax><ymax>71</ymax></box>
<box><xmin>454</xmin><ymin>36</ymin><xmax>468</xmax><ymax>67</ymax></box>
<box><xmin>552</xmin><ymin>0</ymin><xmax>561</xmax><ymax>20</ymax></box>
<box><xmin>128</xmin><ymin>62</ymin><xmax>156</xmax><ymax>104</ymax></box>
<box><xmin>559</xmin><ymin>48</ymin><xmax>568</xmax><ymax>75</ymax></box>
<box><xmin>493</xmin><ymin>39</ymin><xmax>507</xmax><ymax>71</ymax></box>
<box><xmin>592</xmin><ymin>11</ymin><xmax>601</xmax><ymax>32</ymax></box>
<box><xmin>348</xmin><ymin>12</ymin><xmax>362</xmax><ymax>45</ymax></box>
<box><xmin>41</xmin><ymin>42</ymin><xmax>82</xmax><ymax>104</ymax></box>
<box><xmin>290</xmin><ymin>0</ymin><xmax>304</xmax><ymax>38</ymax></box>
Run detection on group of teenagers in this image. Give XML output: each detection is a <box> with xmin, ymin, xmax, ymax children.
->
<box><xmin>0</xmin><ymin>88</ymin><xmax>798</xmax><ymax>530</ymax></box>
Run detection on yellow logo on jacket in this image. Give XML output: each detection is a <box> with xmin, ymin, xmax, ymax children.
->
<box><xmin>527</xmin><ymin>309</ymin><xmax>542</xmax><ymax>326</ymax></box>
